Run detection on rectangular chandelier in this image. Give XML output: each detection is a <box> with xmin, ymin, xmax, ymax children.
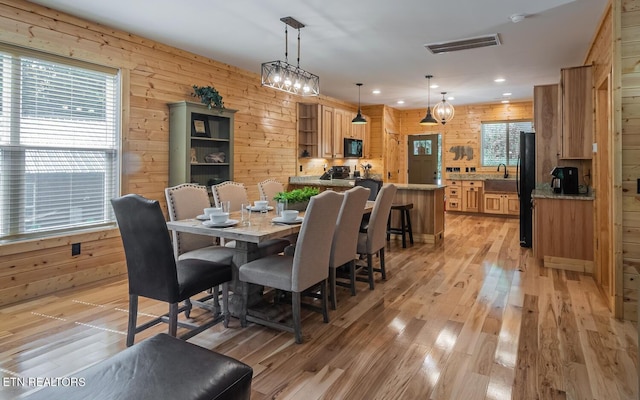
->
<box><xmin>261</xmin><ymin>60</ymin><xmax>320</xmax><ymax>96</ymax></box>
<box><xmin>261</xmin><ymin>17</ymin><xmax>320</xmax><ymax>96</ymax></box>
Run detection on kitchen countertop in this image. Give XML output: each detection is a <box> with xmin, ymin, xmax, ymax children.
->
<box><xmin>289</xmin><ymin>177</ymin><xmax>445</xmax><ymax>191</ymax></box>
<box><xmin>532</xmin><ymin>186</ymin><xmax>594</xmax><ymax>200</ymax></box>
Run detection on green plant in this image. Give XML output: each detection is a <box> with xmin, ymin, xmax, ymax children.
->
<box><xmin>192</xmin><ymin>85</ymin><xmax>224</xmax><ymax>109</ymax></box>
<box><xmin>273</xmin><ymin>187</ymin><xmax>319</xmax><ymax>203</ymax></box>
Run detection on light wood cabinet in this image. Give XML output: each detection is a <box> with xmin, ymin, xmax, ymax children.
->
<box><xmin>297</xmin><ymin>103</ymin><xmax>320</xmax><ymax>158</ymax></box>
<box><xmin>320</xmin><ymin>106</ymin><xmax>334</xmax><ymax>158</ymax></box>
<box><xmin>484</xmin><ymin>193</ymin><xmax>519</xmax><ymax>215</ymax></box>
<box><xmin>560</xmin><ymin>65</ymin><xmax>593</xmax><ymax>159</ymax></box>
<box><xmin>169</xmin><ymin>101</ymin><xmax>235</xmax><ymax>187</ymax></box>
<box><xmin>332</xmin><ymin>109</ymin><xmax>348</xmax><ymax>158</ymax></box>
<box><xmin>534</xmin><ymin>84</ymin><xmax>560</xmax><ymax>184</ymax></box>
<box><xmin>533</xmin><ymin>197</ymin><xmax>593</xmax><ymax>264</ymax></box>
<box><xmin>445</xmin><ymin>180</ymin><xmax>461</xmax><ymax>211</ymax></box>
<box><xmin>462</xmin><ymin>180</ymin><xmax>483</xmax><ymax>213</ymax></box>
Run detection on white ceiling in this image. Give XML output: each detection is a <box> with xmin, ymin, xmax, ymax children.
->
<box><xmin>30</xmin><ymin>0</ymin><xmax>608</xmax><ymax>109</ymax></box>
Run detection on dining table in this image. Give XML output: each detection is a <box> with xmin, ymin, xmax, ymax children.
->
<box><xmin>166</xmin><ymin>201</ymin><xmax>375</xmax><ymax>316</ymax></box>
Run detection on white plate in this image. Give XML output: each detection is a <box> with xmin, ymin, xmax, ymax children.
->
<box><xmin>202</xmin><ymin>219</ymin><xmax>239</xmax><ymax>228</ymax></box>
<box><xmin>272</xmin><ymin>216</ymin><xmax>304</xmax><ymax>224</ymax></box>
<box><xmin>196</xmin><ymin>214</ymin><xmax>210</xmax><ymax>221</ymax></box>
<box><xmin>247</xmin><ymin>205</ymin><xmax>274</xmax><ymax>212</ymax></box>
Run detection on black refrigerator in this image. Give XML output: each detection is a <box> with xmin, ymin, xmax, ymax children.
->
<box><xmin>517</xmin><ymin>131</ymin><xmax>535</xmax><ymax>248</ymax></box>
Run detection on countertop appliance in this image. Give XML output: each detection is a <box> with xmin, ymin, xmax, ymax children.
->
<box><xmin>550</xmin><ymin>166</ymin><xmax>579</xmax><ymax>194</ymax></box>
<box><xmin>319</xmin><ymin>165</ymin><xmax>351</xmax><ymax>180</ymax></box>
<box><xmin>517</xmin><ymin>131</ymin><xmax>535</xmax><ymax>248</ymax></box>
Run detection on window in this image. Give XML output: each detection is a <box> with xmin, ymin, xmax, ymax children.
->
<box><xmin>481</xmin><ymin>120</ymin><xmax>532</xmax><ymax>167</ymax></box>
<box><xmin>0</xmin><ymin>44</ymin><xmax>120</xmax><ymax>241</ymax></box>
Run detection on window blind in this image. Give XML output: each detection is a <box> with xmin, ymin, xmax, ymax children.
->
<box><xmin>0</xmin><ymin>45</ymin><xmax>120</xmax><ymax>241</ymax></box>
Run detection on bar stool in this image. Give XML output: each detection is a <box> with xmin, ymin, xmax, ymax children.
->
<box><xmin>386</xmin><ymin>202</ymin><xmax>414</xmax><ymax>248</ymax></box>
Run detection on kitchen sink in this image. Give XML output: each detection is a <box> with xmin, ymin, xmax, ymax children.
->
<box><xmin>484</xmin><ymin>179</ymin><xmax>517</xmax><ymax>193</ymax></box>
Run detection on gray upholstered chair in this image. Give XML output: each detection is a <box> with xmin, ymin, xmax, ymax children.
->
<box><xmin>165</xmin><ymin>183</ymin><xmax>235</xmax><ymax>264</ymax></box>
<box><xmin>329</xmin><ymin>186</ymin><xmax>370</xmax><ymax>309</ymax></box>
<box><xmin>258</xmin><ymin>179</ymin><xmax>285</xmax><ymax>208</ymax></box>
<box><xmin>357</xmin><ymin>184</ymin><xmax>397</xmax><ymax>290</ymax></box>
<box><xmin>165</xmin><ymin>184</ymin><xmax>236</xmax><ymax>318</ymax></box>
<box><xmin>354</xmin><ymin>178</ymin><xmax>383</xmax><ymax>201</ymax></box>
<box><xmin>212</xmin><ymin>181</ymin><xmax>289</xmax><ymax>256</ymax></box>
<box><xmin>111</xmin><ymin>194</ymin><xmax>232</xmax><ymax>346</ymax></box>
<box><xmin>238</xmin><ymin>190</ymin><xmax>343</xmax><ymax>343</ymax></box>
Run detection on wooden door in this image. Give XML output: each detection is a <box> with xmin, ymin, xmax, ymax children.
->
<box><xmin>408</xmin><ymin>134</ymin><xmax>440</xmax><ymax>184</ymax></box>
<box><xmin>506</xmin><ymin>194</ymin><xmax>520</xmax><ymax>215</ymax></box>
<box><xmin>462</xmin><ymin>187</ymin><xmax>480</xmax><ymax>212</ymax></box>
<box><xmin>484</xmin><ymin>194</ymin><xmax>503</xmax><ymax>214</ymax></box>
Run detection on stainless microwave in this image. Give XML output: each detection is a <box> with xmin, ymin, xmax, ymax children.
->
<box><xmin>344</xmin><ymin>138</ymin><xmax>363</xmax><ymax>158</ymax></box>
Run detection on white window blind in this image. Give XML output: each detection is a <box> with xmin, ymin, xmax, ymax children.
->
<box><xmin>481</xmin><ymin>120</ymin><xmax>532</xmax><ymax>167</ymax></box>
<box><xmin>0</xmin><ymin>44</ymin><xmax>120</xmax><ymax>241</ymax></box>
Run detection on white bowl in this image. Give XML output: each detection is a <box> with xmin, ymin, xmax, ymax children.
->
<box><xmin>210</xmin><ymin>212</ymin><xmax>229</xmax><ymax>223</ymax></box>
<box><xmin>204</xmin><ymin>207</ymin><xmax>222</xmax><ymax>216</ymax></box>
<box><xmin>281</xmin><ymin>210</ymin><xmax>299</xmax><ymax>222</ymax></box>
<box><xmin>254</xmin><ymin>200</ymin><xmax>269</xmax><ymax>210</ymax></box>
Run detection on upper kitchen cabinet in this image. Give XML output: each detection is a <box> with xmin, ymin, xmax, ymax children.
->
<box><xmin>297</xmin><ymin>103</ymin><xmax>320</xmax><ymax>158</ymax></box>
<box><xmin>169</xmin><ymin>101</ymin><xmax>235</xmax><ymax>187</ymax></box>
<box><xmin>560</xmin><ymin>65</ymin><xmax>593</xmax><ymax>159</ymax></box>
<box><xmin>348</xmin><ymin>112</ymin><xmax>371</xmax><ymax>158</ymax></box>
<box><xmin>320</xmin><ymin>105</ymin><xmax>335</xmax><ymax>158</ymax></box>
<box><xmin>534</xmin><ymin>84</ymin><xmax>560</xmax><ymax>183</ymax></box>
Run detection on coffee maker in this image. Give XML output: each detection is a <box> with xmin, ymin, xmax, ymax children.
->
<box><xmin>550</xmin><ymin>166</ymin><xmax>579</xmax><ymax>194</ymax></box>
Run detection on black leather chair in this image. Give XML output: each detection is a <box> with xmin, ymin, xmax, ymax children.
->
<box><xmin>22</xmin><ymin>333</ymin><xmax>253</xmax><ymax>400</ymax></box>
<box><xmin>354</xmin><ymin>178</ymin><xmax>383</xmax><ymax>201</ymax></box>
<box><xmin>111</xmin><ymin>194</ymin><xmax>233</xmax><ymax>346</ymax></box>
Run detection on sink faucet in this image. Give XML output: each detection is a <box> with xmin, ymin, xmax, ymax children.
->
<box><xmin>497</xmin><ymin>163</ymin><xmax>509</xmax><ymax>178</ymax></box>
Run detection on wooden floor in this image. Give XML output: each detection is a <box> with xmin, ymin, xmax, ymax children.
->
<box><xmin>0</xmin><ymin>214</ymin><xmax>637</xmax><ymax>399</ymax></box>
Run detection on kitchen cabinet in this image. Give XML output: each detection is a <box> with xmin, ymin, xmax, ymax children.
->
<box><xmin>533</xmin><ymin>197</ymin><xmax>593</xmax><ymax>269</ymax></box>
<box><xmin>332</xmin><ymin>109</ymin><xmax>348</xmax><ymax>158</ymax></box>
<box><xmin>484</xmin><ymin>193</ymin><xmax>519</xmax><ymax>215</ymax></box>
<box><xmin>445</xmin><ymin>180</ymin><xmax>461</xmax><ymax>211</ymax></box>
<box><xmin>533</xmin><ymin>84</ymin><xmax>560</xmax><ymax>184</ymax></box>
<box><xmin>320</xmin><ymin>106</ymin><xmax>334</xmax><ymax>158</ymax></box>
<box><xmin>169</xmin><ymin>101</ymin><xmax>235</xmax><ymax>187</ymax></box>
<box><xmin>462</xmin><ymin>180</ymin><xmax>483</xmax><ymax>213</ymax></box>
<box><xmin>297</xmin><ymin>103</ymin><xmax>320</xmax><ymax>158</ymax></box>
<box><xmin>560</xmin><ymin>65</ymin><xmax>593</xmax><ymax>159</ymax></box>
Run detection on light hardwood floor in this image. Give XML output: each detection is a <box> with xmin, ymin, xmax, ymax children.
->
<box><xmin>0</xmin><ymin>214</ymin><xmax>637</xmax><ymax>399</ymax></box>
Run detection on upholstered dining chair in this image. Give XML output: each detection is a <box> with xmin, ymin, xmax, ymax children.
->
<box><xmin>238</xmin><ymin>190</ymin><xmax>343</xmax><ymax>343</ymax></box>
<box><xmin>357</xmin><ymin>184</ymin><xmax>397</xmax><ymax>290</ymax></box>
<box><xmin>257</xmin><ymin>179</ymin><xmax>285</xmax><ymax>207</ymax></box>
<box><xmin>329</xmin><ymin>186</ymin><xmax>370</xmax><ymax>309</ymax></box>
<box><xmin>111</xmin><ymin>194</ymin><xmax>232</xmax><ymax>347</ymax></box>
<box><xmin>212</xmin><ymin>181</ymin><xmax>289</xmax><ymax>256</ymax></box>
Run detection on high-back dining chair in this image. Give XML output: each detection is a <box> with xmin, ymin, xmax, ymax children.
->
<box><xmin>257</xmin><ymin>179</ymin><xmax>285</xmax><ymax>207</ymax></box>
<box><xmin>238</xmin><ymin>190</ymin><xmax>343</xmax><ymax>343</ymax></box>
<box><xmin>328</xmin><ymin>186</ymin><xmax>370</xmax><ymax>309</ymax></box>
<box><xmin>357</xmin><ymin>184</ymin><xmax>397</xmax><ymax>290</ymax></box>
<box><xmin>165</xmin><ymin>183</ymin><xmax>235</xmax><ymax>264</ymax></box>
<box><xmin>212</xmin><ymin>181</ymin><xmax>289</xmax><ymax>256</ymax></box>
<box><xmin>355</xmin><ymin>178</ymin><xmax>383</xmax><ymax>201</ymax></box>
<box><xmin>111</xmin><ymin>194</ymin><xmax>232</xmax><ymax>346</ymax></box>
<box><xmin>211</xmin><ymin>181</ymin><xmax>249</xmax><ymax>212</ymax></box>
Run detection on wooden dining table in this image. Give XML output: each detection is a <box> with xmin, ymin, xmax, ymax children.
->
<box><xmin>166</xmin><ymin>201</ymin><xmax>375</xmax><ymax>316</ymax></box>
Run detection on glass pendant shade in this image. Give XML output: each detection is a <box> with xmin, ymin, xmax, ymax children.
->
<box><xmin>433</xmin><ymin>92</ymin><xmax>455</xmax><ymax>125</ymax></box>
<box><xmin>352</xmin><ymin>83</ymin><xmax>367</xmax><ymax>125</ymax></box>
<box><xmin>420</xmin><ymin>75</ymin><xmax>438</xmax><ymax>126</ymax></box>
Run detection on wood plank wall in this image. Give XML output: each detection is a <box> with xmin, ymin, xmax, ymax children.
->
<box><xmin>620</xmin><ymin>0</ymin><xmax>640</xmax><ymax>321</ymax></box>
<box><xmin>399</xmin><ymin>102</ymin><xmax>534</xmax><ymax>180</ymax></box>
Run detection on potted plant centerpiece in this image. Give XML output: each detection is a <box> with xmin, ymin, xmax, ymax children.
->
<box><xmin>273</xmin><ymin>187</ymin><xmax>319</xmax><ymax>211</ymax></box>
<box><xmin>192</xmin><ymin>85</ymin><xmax>225</xmax><ymax>110</ymax></box>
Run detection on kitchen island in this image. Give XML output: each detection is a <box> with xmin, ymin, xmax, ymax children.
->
<box><xmin>289</xmin><ymin>177</ymin><xmax>445</xmax><ymax>244</ymax></box>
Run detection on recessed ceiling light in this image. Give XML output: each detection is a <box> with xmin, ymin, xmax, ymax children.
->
<box><xmin>494</xmin><ymin>78</ymin><xmax>506</xmax><ymax>83</ymax></box>
<box><xmin>447</xmin><ymin>96</ymin><xmax>455</xmax><ymax>101</ymax></box>
<box><xmin>397</xmin><ymin>100</ymin><xmax>405</xmax><ymax>105</ymax></box>
<box><xmin>502</xmin><ymin>92</ymin><xmax>512</xmax><ymax>96</ymax></box>
<box><xmin>501</xmin><ymin>100</ymin><xmax>509</xmax><ymax>104</ymax></box>
<box><xmin>430</xmin><ymin>84</ymin><xmax>439</xmax><ymax>89</ymax></box>
<box><xmin>372</xmin><ymin>89</ymin><xmax>381</xmax><ymax>94</ymax></box>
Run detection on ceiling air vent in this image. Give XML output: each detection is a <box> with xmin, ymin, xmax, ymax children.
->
<box><xmin>425</xmin><ymin>34</ymin><xmax>501</xmax><ymax>54</ymax></box>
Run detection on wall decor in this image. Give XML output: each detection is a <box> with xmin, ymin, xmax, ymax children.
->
<box><xmin>449</xmin><ymin>145</ymin><xmax>474</xmax><ymax>161</ymax></box>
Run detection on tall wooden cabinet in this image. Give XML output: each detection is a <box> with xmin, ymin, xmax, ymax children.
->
<box><xmin>560</xmin><ymin>65</ymin><xmax>593</xmax><ymax>159</ymax></box>
<box><xmin>169</xmin><ymin>101</ymin><xmax>236</xmax><ymax>187</ymax></box>
<box><xmin>533</xmin><ymin>84</ymin><xmax>560</xmax><ymax>184</ymax></box>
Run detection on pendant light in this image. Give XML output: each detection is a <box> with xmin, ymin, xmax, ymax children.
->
<box><xmin>419</xmin><ymin>75</ymin><xmax>438</xmax><ymax>126</ymax></box>
<box><xmin>433</xmin><ymin>91</ymin><xmax>455</xmax><ymax>125</ymax></box>
<box><xmin>351</xmin><ymin>83</ymin><xmax>367</xmax><ymax>125</ymax></box>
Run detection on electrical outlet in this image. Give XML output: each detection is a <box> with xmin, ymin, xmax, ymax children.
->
<box><xmin>637</xmin><ymin>178</ymin><xmax>640</xmax><ymax>194</ymax></box>
<box><xmin>72</xmin><ymin>243</ymin><xmax>81</xmax><ymax>256</ymax></box>
<box><xmin>299</xmin><ymin>165</ymin><xmax>302</xmax><ymax>172</ymax></box>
